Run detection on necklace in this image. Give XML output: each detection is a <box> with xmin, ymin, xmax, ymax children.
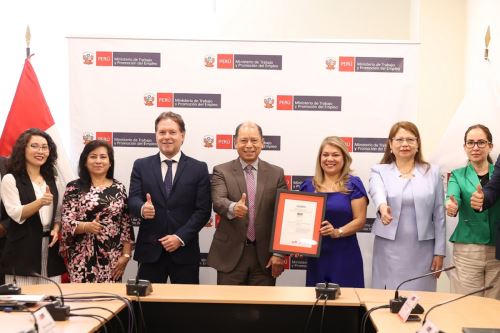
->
<box><xmin>397</xmin><ymin>166</ymin><xmax>415</xmax><ymax>178</ymax></box>
<box><xmin>31</xmin><ymin>176</ymin><xmax>45</xmax><ymax>186</ymax></box>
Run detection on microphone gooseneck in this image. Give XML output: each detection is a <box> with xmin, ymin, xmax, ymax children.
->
<box><xmin>389</xmin><ymin>266</ymin><xmax>456</xmax><ymax>314</ymax></box>
<box><xmin>31</xmin><ymin>272</ymin><xmax>65</xmax><ymax>306</ymax></box>
<box><xmin>422</xmin><ymin>285</ymin><xmax>494</xmax><ymax>325</ymax></box>
<box><xmin>30</xmin><ymin>272</ymin><xmax>70</xmax><ymax>321</ymax></box>
<box><xmin>394</xmin><ymin>266</ymin><xmax>455</xmax><ymax>299</ymax></box>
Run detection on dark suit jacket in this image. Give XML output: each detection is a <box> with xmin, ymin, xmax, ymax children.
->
<box><xmin>207</xmin><ymin>158</ymin><xmax>287</xmax><ymax>273</ymax></box>
<box><xmin>482</xmin><ymin>154</ymin><xmax>500</xmax><ymax>259</ymax></box>
<box><xmin>0</xmin><ymin>157</ymin><xmax>8</xmax><ymax>283</ymax></box>
<box><xmin>129</xmin><ymin>152</ymin><xmax>212</xmax><ymax>266</ymax></box>
<box><xmin>0</xmin><ymin>173</ymin><xmax>66</xmax><ymax>276</ymax></box>
<box><xmin>0</xmin><ymin>157</ymin><xmax>8</xmax><ymax>231</ymax></box>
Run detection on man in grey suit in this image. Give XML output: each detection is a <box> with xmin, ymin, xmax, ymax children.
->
<box><xmin>208</xmin><ymin>122</ymin><xmax>287</xmax><ymax>285</ymax></box>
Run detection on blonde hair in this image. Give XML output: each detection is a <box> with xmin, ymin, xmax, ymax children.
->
<box><xmin>312</xmin><ymin>136</ymin><xmax>352</xmax><ymax>193</ymax></box>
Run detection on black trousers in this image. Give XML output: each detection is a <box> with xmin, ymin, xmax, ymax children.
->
<box><xmin>138</xmin><ymin>249</ymin><xmax>199</xmax><ymax>284</ymax></box>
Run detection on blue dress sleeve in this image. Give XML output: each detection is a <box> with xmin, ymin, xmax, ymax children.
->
<box><xmin>348</xmin><ymin>175</ymin><xmax>369</xmax><ymax>203</ymax></box>
<box><xmin>299</xmin><ymin>178</ymin><xmax>314</xmax><ymax>193</ymax></box>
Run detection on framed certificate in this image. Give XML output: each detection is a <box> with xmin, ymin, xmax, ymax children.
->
<box><xmin>270</xmin><ymin>190</ymin><xmax>327</xmax><ymax>257</ymax></box>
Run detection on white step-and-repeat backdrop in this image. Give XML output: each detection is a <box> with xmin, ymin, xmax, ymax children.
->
<box><xmin>68</xmin><ymin>37</ymin><xmax>418</xmax><ymax>286</ymax></box>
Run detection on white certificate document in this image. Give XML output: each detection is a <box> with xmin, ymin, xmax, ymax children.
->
<box><xmin>279</xmin><ymin>199</ymin><xmax>318</xmax><ymax>248</ymax></box>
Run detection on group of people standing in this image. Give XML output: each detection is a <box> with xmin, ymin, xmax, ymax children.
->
<box><xmin>0</xmin><ymin>113</ymin><xmax>498</xmax><ymax>300</ymax></box>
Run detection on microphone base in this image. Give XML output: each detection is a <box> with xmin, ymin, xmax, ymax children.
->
<box><xmin>0</xmin><ymin>284</ymin><xmax>21</xmax><ymax>295</ymax></box>
<box><xmin>126</xmin><ymin>279</ymin><xmax>152</xmax><ymax>297</ymax></box>
<box><xmin>45</xmin><ymin>302</ymin><xmax>70</xmax><ymax>321</ymax></box>
<box><xmin>315</xmin><ymin>282</ymin><xmax>341</xmax><ymax>300</ymax></box>
<box><xmin>390</xmin><ymin>297</ymin><xmax>424</xmax><ymax>314</ymax></box>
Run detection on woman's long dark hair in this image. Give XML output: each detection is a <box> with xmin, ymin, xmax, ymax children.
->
<box><xmin>78</xmin><ymin>140</ymin><xmax>114</xmax><ymax>192</ymax></box>
<box><xmin>7</xmin><ymin>128</ymin><xmax>58</xmax><ymax>181</ymax></box>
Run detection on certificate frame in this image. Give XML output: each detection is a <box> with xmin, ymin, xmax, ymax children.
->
<box><xmin>270</xmin><ymin>189</ymin><xmax>327</xmax><ymax>257</ymax></box>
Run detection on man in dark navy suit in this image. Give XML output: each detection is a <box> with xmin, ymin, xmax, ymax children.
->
<box><xmin>129</xmin><ymin>112</ymin><xmax>211</xmax><ymax>284</ymax></box>
<box><xmin>471</xmin><ymin>154</ymin><xmax>500</xmax><ymax>260</ymax></box>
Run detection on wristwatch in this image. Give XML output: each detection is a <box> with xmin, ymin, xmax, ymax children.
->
<box><xmin>338</xmin><ymin>228</ymin><xmax>344</xmax><ymax>238</ymax></box>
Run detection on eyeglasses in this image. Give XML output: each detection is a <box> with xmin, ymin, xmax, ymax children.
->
<box><xmin>29</xmin><ymin>143</ymin><xmax>50</xmax><ymax>152</ymax></box>
<box><xmin>392</xmin><ymin>137</ymin><xmax>418</xmax><ymax>145</ymax></box>
<box><xmin>465</xmin><ymin>140</ymin><xmax>489</xmax><ymax>148</ymax></box>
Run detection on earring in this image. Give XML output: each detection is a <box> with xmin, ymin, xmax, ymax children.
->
<box><xmin>390</xmin><ymin>149</ymin><xmax>393</xmax><ymax>154</ymax></box>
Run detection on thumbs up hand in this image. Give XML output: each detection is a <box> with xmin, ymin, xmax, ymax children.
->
<box><xmin>142</xmin><ymin>193</ymin><xmax>156</xmax><ymax>219</ymax></box>
<box><xmin>86</xmin><ymin>213</ymin><xmax>104</xmax><ymax>234</ymax></box>
<box><xmin>234</xmin><ymin>193</ymin><xmax>248</xmax><ymax>218</ymax></box>
<box><xmin>471</xmin><ymin>184</ymin><xmax>485</xmax><ymax>211</ymax></box>
<box><xmin>446</xmin><ymin>194</ymin><xmax>459</xmax><ymax>217</ymax></box>
<box><xmin>40</xmin><ymin>185</ymin><xmax>53</xmax><ymax>206</ymax></box>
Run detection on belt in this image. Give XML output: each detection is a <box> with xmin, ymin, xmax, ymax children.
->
<box><xmin>245</xmin><ymin>238</ymin><xmax>256</xmax><ymax>246</ymax></box>
<box><xmin>42</xmin><ymin>230</ymin><xmax>51</xmax><ymax>237</ymax></box>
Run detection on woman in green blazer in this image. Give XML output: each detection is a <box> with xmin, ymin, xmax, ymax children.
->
<box><xmin>446</xmin><ymin>124</ymin><xmax>500</xmax><ymax>299</ymax></box>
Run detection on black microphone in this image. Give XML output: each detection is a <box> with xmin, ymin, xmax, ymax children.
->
<box><xmin>0</xmin><ymin>268</ymin><xmax>21</xmax><ymax>295</ymax></box>
<box><xmin>315</xmin><ymin>282</ymin><xmax>341</xmax><ymax>300</ymax></box>
<box><xmin>126</xmin><ymin>262</ymin><xmax>152</xmax><ymax>296</ymax></box>
<box><xmin>389</xmin><ymin>266</ymin><xmax>456</xmax><ymax>313</ymax></box>
<box><xmin>0</xmin><ymin>282</ymin><xmax>21</xmax><ymax>295</ymax></box>
<box><xmin>30</xmin><ymin>272</ymin><xmax>69</xmax><ymax>321</ymax></box>
<box><xmin>422</xmin><ymin>285</ymin><xmax>494</xmax><ymax>326</ymax></box>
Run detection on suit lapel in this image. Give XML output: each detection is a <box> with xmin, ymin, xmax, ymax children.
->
<box><xmin>231</xmin><ymin>159</ymin><xmax>247</xmax><ymax>196</ymax></box>
<box><xmin>171</xmin><ymin>153</ymin><xmax>187</xmax><ymax>194</ymax></box>
<box><xmin>465</xmin><ymin>163</ymin><xmax>480</xmax><ymax>188</ymax></box>
<box><xmin>152</xmin><ymin>153</ymin><xmax>168</xmax><ymax>200</ymax></box>
<box><xmin>389</xmin><ymin>162</ymin><xmax>405</xmax><ymax>198</ymax></box>
<box><xmin>255</xmin><ymin>160</ymin><xmax>267</xmax><ymax>216</ymax></box>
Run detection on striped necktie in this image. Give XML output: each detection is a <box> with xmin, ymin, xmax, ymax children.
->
<box><xmin>244</xmin><ymin>165</ymin><xmax>256</xmax><ymax>241</ymax></box>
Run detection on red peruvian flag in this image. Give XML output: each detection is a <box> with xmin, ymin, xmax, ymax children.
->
<box><xmin>0</xmin><ymin>56</ymin><xmax>75</xmax><ymax>283</ymax></box>
<box><xmin>0</xmin><ymin>56</ymin><xmax>74</xmax><ymax>186</ymax></box>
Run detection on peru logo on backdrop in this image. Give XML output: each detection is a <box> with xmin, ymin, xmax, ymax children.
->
<box><xmin>82</xmin><ymin>132</ymin><xmax>94</xmax><ymax>144</ymax></box>
<box><xmin>264</xmin><ymin>96</ymin><xmax>275</xmax><ymax>109</ymax></box>
<box><xmin>217</xmin><ymin>54</ymin><xmax>234</xmax><ymax>69</ymax></box>
<box><xmin>82</xmin><ymin>51</ymin><xmax>94</xmax><ymax>65</ymax></box>
<box><xmin>339</xmin><ymin>56</ymin><xmax>355</xmax><ymax>72</ymax></box>
<box><xmin>284</xmin><ymin>175</ymin><xmax>292</xmax><ymax>190</ymax></box>
<box><xmin>277</xmin><ymin>95</ymin><xmax>293</xmax><ymax>110</ymax></box>
<box><xmin>203</xmin><ymin>135</ymin><xmax>214</xmax><ymax>148</ymax></box>
<box><xmin>204</xmin><ymin>54</ymin><xmax>215</xmax><ymax>67</ymax></box>
<box><xmin>216</xmin><ymin>134</ymin><xmax>233</xmax><ymax>149</ymax></box>
<box><xmin>96</xmin><ymin>132</ymin><xmax>113</xmax><ymax>145</ymax></box>
<box><xmin>340</xmin><ymin>137</ymin><xmax>353</xmax><ymax>152</ymax></box>
<box><xmin>155</xmin><ymin>92</ymin><xmax>221</xmax><ymax>109</ymax></box>
<box><xmin>275</xmin><ymin>95</ymin><xmax>342</xmax><ymax>111</ymax></box>
<box><xmin>157</xmin><ymin>93</ymin><xmax>173</xmax><ymax>107</ymax></box>
<box><xmin>96</xmin><ymin>51</ymin><xmax>113</xmax><ymax>66</ymax></box>
<box><xmin>325</xmin><ymin>57</ymin><xmax>337</xmax><ymax>70</ymax></box>
<box><xmin>144</xmin><ymin>93</ymin><xmax>155</xmax><ymax>106</ymax></box>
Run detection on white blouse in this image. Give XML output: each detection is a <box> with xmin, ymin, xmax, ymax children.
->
<box><xmin>0</xmin><ymin>174</ymin><xmax>63</xmax><ymax>227</ymax></box>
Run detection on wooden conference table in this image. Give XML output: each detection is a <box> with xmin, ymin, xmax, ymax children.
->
<box><xmin>3</xmin><ymin>283</ymin><xmax>126</xmax><ymax>333</ymax></box>
<box><xmin>2</xmin><ymin>284</ymin><xmax>500</xmax><ymax>332</ymax></box>
<box><xmin>357</xmin><ymin>288</ymin><xmax>500</xmax><ymax>333</ymax></box>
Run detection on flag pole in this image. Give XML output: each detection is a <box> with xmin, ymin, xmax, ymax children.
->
<box><xmin>26</xmin><ymin>25</ymin><xmax>31</xmax><ymax>58</ymax></box>
<box><xmin>484</xmin><ymin>25</ymin><xmax>490</xmax><ymax>61</ymax></box>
